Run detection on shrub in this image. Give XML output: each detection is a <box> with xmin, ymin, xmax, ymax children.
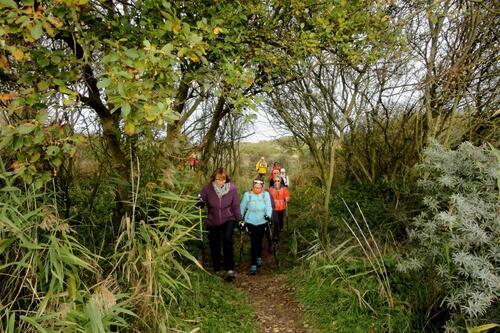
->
<box><xmin>397</xmin><ymin>141</ymin><xmax>500</xmax><ymax>331</ymax></box>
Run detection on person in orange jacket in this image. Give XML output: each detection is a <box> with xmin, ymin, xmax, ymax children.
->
<box><xmin>268</xmin><ymin>174</ymin><xmax>290</xmax><ymax>242</ymax></box>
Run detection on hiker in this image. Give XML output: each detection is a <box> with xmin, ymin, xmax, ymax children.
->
<box><xmin>187</xmin><ymin>152</ymin><xmax>199</xmax><ymax>170</ymax></box>
<box><xmin>279</xmin><ymin>168</ymin><xmax>290</xmax><ymax>187</ymax></box>
<box><xmin>268</xmin><ymin>161</ymin><xmax>281</xmax><ymax>180</ymax></box>
<box><xmin>240</xmin><ymin>179</ymin><xmax>273</xmax><ymax>275</ymax></box>
<box><xmin>269</xmin><ymin>168</ymin><xmax>281</xmax><ymax>188</ymax></box>
<box><xmin>255</xmin><ymin>156</ymin><xmax>268</xmax><ymax>179</ymax></box>
<box><xmin>269</xmin><ymin>175</ymin><xmax>290</xmax><ymax>237</ymax></box>
<box><xmin>197</xmin><ymin>168</ymin><xmax>242</xmax><ymax>281</ymax></box>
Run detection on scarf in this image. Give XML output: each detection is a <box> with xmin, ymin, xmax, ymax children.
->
<box><xmin>212</xmin><ymin>182</ymin><xmax>230</xmax><ymax>198</ymax></box>
<box><xmin>252</xmin><ymin>187</ymin><xmax>263</xmax><ymax>194</ymax></box>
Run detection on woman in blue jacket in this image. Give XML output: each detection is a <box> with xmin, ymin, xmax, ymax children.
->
<box><xmin>240</xmin><ymin>179</ymin><xmax>273</xmax><ymax>275</ymax></box>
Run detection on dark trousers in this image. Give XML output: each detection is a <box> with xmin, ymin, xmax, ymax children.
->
<box><xmin>247</xmin><ymin>223</ymin><xmax>266</xmax><ymax>265</ymax></box>
<box><xmin>207</xmin><ymin>220</ymin><xmax>235</xmax><ymax>272</ymax></box>
<box><xmin>265</xmin><ymin>210</ymin><xmax>284</xmax><ymax>248</ymax></box>
<box><xmin>275</xmin><ymin>210</ymin><xmax>285</xmax><ymax>232</ymax></box>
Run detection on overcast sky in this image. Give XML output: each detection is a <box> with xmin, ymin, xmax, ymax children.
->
<box><xmin>243</xmin><ymin>109</ymin><xmax>285</xmax><ymax>143</ymax></box>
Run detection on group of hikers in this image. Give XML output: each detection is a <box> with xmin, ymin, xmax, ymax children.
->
<box><xmin>196</xmin><ymin>156</ymin><xmax>290</xmax><ymax>281</ymax></box>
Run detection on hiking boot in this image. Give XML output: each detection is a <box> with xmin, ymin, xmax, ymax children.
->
<box><xmin>249</xmin><ymin>265</ymin><xmax>257</xmax><ymax>275</ymax></box>
<box><xmin>256</xmin><ymin>258</ymin><xmax>263</xmax><ymax>268</ymax></box>
<box><xmin>225</xmin><ymin>270</ymin><xmax>235</xmax><ymax>282</ymax></box>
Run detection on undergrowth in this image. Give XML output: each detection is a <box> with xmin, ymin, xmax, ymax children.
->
<box><xmin>169</xmin><ymin>272</ymin><xmax>259</xmax><ymax>332</ymax></box>
<box><xmin>289</xmin><ymin>238</ymin><xmax>413</xmax><ymax>333</ymax></box>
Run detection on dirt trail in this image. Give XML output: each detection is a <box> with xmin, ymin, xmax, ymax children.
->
<box><xmin>234</xmin><ymin>252</ymin><xmax>315</xmax><ymax>333</ymax></box>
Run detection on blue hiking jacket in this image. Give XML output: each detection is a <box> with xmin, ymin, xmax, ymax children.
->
<box><xmin>240</xmin><ymin>191</ymin><xmax>273</xmax><ymax>226</ymax></box>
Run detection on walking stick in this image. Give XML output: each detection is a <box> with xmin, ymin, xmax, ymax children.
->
<box><xmin>239</xmin><ymin>226</ymin><xmax>243</xmax><ymax>264</ymax></box>
<box><xmin>239</xmin><ymin>221</ymin><xmax>249</xmax><ymax>265</ymax></box>
<box><xmin>266</xmin><ymin>218</ymin><xmax>279</xmax><ymax>269</ymax></box>
<box><xmin>199</xmin><ymin>208</ymin><xmax>205</xmax><ymax>267</ymax></box>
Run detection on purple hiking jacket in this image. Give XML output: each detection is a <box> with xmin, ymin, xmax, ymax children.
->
<box><xmin>200</xmin><ymin>182</ymin><xmax>243</xmax><ymax>227</ymax></box>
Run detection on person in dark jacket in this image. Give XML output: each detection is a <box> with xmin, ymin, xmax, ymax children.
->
<box><xmin>198</xmin><ymin>168</ymin><xmax>242</xmax><ymax>281</ymax></box>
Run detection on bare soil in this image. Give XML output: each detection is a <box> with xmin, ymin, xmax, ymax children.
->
<box><xmin>234</xmin><ymin>252</ymin><xmax>316</xmax><ymax>333</ymax></box>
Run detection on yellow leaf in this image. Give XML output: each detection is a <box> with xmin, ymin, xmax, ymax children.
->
<box><xmin>0</xmin><ymin>54</ymin><xmax>9</xmax><ymax>69</ymax></box>
<box><xmin>11</xmin><ymin>47</ymin><xmax>24</xmax><ymax>61</ymax></box>
<box><xmin>213</xmin><ymin>27</ymin><xmax>223</xmax><ymax>35</ymax></box>
<box><xmin>144</xmin><ymin>112</ymin><xmax>155</xmax><ymax>122</ymax></box>
<box><xmin>43</xmin><ymin>22</ymin><xmax>55</xmax><ymax>37</ymax></box>
<box><xmin>468</xmin><ymin>324</ymin><xmax>500</xmax><ymax>333</ymax></box>
<box><xmin>172</xmin><ymin>21</ymin><xmax>181</xmax><ymax>34</ymax></box>
<box><xmin>124</xmin><ymin>122</ymin><xmax>135</xmax><ymax>135</ymax></box>
<box><xmin>189</xmin><ymin>54</ymin><xmax>199</xmax><ymax>62</ymax></box>
<box><xmin>47</xmin><ymin>16</ymin><xmax>64</xmax><ymax>28</ymax></box>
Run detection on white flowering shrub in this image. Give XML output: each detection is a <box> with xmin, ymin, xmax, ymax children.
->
<box><xmin>398</xmin><ymin>141</ymin><xmax>500</xmax><ymax>331</ymax></box>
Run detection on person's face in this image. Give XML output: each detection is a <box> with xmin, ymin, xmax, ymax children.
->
<box><xmin>253</xmin><ymin>183</ymin><xmax>263</xmax><ymax>193</ymax></box>
<box><xmin>214</xmin><ymin>174</ymin><xmax>226</xmax><ymax>187</ymax></box>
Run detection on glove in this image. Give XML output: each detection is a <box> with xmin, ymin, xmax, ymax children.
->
<box><xmin>264</xmin><ymin>215</ymin><xmax>271</xmax><ymax>222</ymax></box>
<box><xmin>238</xmin><ymin>220</ymin><xmax>246</xmax><ymax>231</ymax></box>
<box><xmin>195</xmin><ymin>194</ymin><xmax>205</xmax><ymax>208</ymax></box>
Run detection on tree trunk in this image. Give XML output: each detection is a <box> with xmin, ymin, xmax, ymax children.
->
<box><xmin>164</xmin><ymin>78</ymin><xmax>190</xmax><ymax>157</ymax></box>
<box><xmin>199</xmin><ymin>96</ymin><xmax>228</xmax><ymax>174</ymax></box>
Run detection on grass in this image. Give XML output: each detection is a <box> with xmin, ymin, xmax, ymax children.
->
<box><xmin>169</xmin><ymin>272</ymin><xmax>260</xmax><ymax>332</ymax></box>
<box><xmin>289</xmin><ymin>253</ymin><xmax>414</xmax><ymax>333</ymax></box>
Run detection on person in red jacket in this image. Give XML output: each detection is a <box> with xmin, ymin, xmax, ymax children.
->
<box><xmin>268</xmin><ymin>174</ymin><xmax>290</xmax><ymax>242</ymax></box>
<box><xmin>268</xmin><ymin>162</ymin><xmax>281</xmax><ymax>180</ymax></box>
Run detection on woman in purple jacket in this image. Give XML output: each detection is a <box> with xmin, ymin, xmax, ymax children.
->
<box><xmin>199</xmin><ymin>168</ymin><xmax>242</xmax><ymax>280</ymax></box>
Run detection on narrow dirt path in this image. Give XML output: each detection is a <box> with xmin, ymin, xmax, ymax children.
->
<box><xmin>234</xmin><ymin>250</ymin><xmax>315</xmax><ymax>333</ymax></box>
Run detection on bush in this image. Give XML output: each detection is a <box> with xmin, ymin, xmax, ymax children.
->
<box><xmin>398</xmin><ymin>141</ymin><xmax>500</xmax><ymax>331</ymax></box>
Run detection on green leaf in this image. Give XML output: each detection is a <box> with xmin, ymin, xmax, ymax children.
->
<box><xmin>13</xmin><ymin>137</ymin><xmax>23</xmax><ymax>150</ymax></box>
<box><xmin>20</xmin><ymin>316</ymin><xmax>49</xmax><ymax>333</ymax></box>
<box><xmin>59</xmin><ymin>86</ymin><xmax>77</xmax><ymax>96</ymax></box>
<box><xmin>17</xmin><ymin>123</ymin><xmax>36</xmax><ymax>135</ymax></box>
<box><xmin>46</xmin><ymin>145</ymin><xmax>60</xmax><ymax>156</ymax></box>
<box><xmin>31</xmin><ymin>21</ymin><xmax>44</xmax><ymax>40</ymax></box>
<box><xmin>121</xmin><ymin>101</ymin><xmax>131</xmax><ymax>118</ymax></box>
<box><xmin>96</xmin><ymin>78</ymin><xmax>110</xmax><ymax>89</ymax></box>
<box><xmin>0</xmin><ymin>238</ymin><xmax>15</xmax><ymax>255</ymax></box>
<box><xmin>37</xmin><ymin>81</ymin><xmax>50</xmax><ymax>90</ymax></box>
<box><xmin>124</xmin><ymin>48</ymin><xmax>139</xmax><ymax>59</ymax></box>
<box><xmin>0</xmin><ymin>136</ymin><xmax>12</xmax><ymax>150</ymax></box>
<box><xmin>0</xmin><ymin>0</ymin><xmax>17</xmax><ymax>8</ymax></box>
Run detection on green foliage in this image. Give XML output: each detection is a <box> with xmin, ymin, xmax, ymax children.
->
<box><xmin>397</xmin><ymin>141</ymin><xmax>500</xmax><ymax>331</ymax></box>
<box><xmin>170</xmin><ymin>272</ymin><xmax>259</xmax><ymax>333</ymax></box>
<box><xmin>0</xmin><ymin>160</ymin><xmax>211</xmax><ymax>332</ymax></box>
<box><xmin>290</xmin><ymin>240</ymin><xmax>413</xmax><ymax>332</ymax></box>
<box><xmin>330</xmin><ymin>181</ymin><xmax>417</xmax><ymax>242</ymax></box>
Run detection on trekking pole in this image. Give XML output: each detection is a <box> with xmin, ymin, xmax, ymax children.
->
<box><xmin>239</xmin><ymin>220</ymin><xmax>249</xmax><ymax>265</ymax></box>
<box><xmin>199</xmin><ymin>207</ymin><xmax>205</xmax><ymax>267</ymax></box>
<box><xmin>266</xmin><ymin>218</ymin><xmax>279</xmax><ymax>269</ymax></box>
<box><xmin>239</xmin><ymin>225</ymin><xmax>243</xmax><ymax>264</ymax></box>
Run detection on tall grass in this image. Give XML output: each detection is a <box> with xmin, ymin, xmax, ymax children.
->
<box><xmin>0</xmin><ymin>157</ymin><xmax>206</xmax><ymax>332</ymax></box>
<box><xmin>341</xmin><ymin>199</ymin><xmax>394</xmax><ymax>308</ymax></box>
